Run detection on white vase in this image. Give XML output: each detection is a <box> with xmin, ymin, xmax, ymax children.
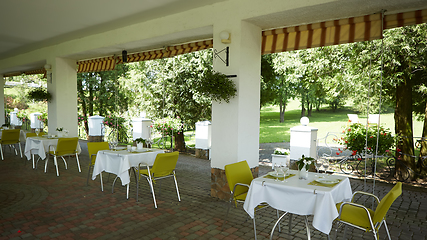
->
<box><xmin>57</xmin><ymin>131</ymin><xmax>64</xmax><ymax>137</ymax></box>
<box><xmin>299</xmin><ymin>168</ymin><xmax>309</xmax><ymax>180</ymax></box>
<box><xmin>137</xmin><ymin>143</ymin><xmax>143</xmax><ymax>149</ymax></box>
<box><xmin>271</xmin><ymin>154</ymin><xmax>290</xmax><ymax>169</ymax></box>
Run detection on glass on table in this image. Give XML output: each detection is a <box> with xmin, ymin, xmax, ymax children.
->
<box><xmin>322</xmin><ymin>159</ymin><xmax>330</xmax><ymax>177</ymax></box>
<box><xmin>281</xmin><ymin>162</ymin><xmax>289</xmax><ymax>182</ymax></box>
<box><xmin>35</xmin><ymin>128</ymin><xmax>40</xmax><ymax>136</ymax></box>
<box><xmin>110</xmin><ymin>140</ymin><xmax>118</xmax><ymax>150</ymax></box>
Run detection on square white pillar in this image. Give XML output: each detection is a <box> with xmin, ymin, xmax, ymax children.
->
<box><xmin>47</xmin><ymin>58</ymin><xmax>78</xmax><ymax>136</ymax></box>
<box><xmin>0</xmin><ymin>75</ymin><xmax>4</xmax><ymax>125</ymax></box>
<box><xmin>211</xmin><ymin>21</ymin><xmax>261</xmax><ymax>170</ymax></box>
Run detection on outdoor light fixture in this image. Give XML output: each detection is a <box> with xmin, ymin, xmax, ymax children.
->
<box><xmin>219</xmin><ymin>31</ymin><xmax>231</xmax><ymax>44</ymax></box>
<box><xmin>213</xmin><ymin>31</ymin><xmax>230</xmax><ymax>66</ymax></box>
<box><xmin>44</xmin><ymin>64</ymin><xmax>52</xmax><ymax>83</ymax></box>
<box><xmin>122</xmin><ymin>50</ymin><xmax>127</xmax><ymax>63</ymax></box>
<box><xmin>300</xmin><ymin>117</ymin><xmax>309</xmax><ymax>126</ymax></box>
<box><xmin>44</xmin><ymin>64</ymin><xmax>51</xmax><ymax>71</ymax></box>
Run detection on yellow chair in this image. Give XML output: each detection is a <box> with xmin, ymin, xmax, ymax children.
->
<box><xmin>42</xmin><ymin>137</ymin><xmax>81</xmax><ymax>176</ymax></box>
<box><xmin>138</xmin><ymin>151</ymin><xmax>180</xmax><ymax>208</ymax></box>
<box><xmin>0</xmin><ymin>129</ymin><xmax>22</xmax><ymax>160</ymax></box>
<box><xmin>334</xmin><ymin>182</ymin><xmax>402</xmax><ymax>240</ymax></box>
<box><xmin>87</xmin><ymin>142</ymin><xmax>110</xmax><ymax>190</ymax></box>
<box><xmin>26</xmin><ymin>132</ymin><xmax>37</xmax><ymax>138</ymax></box>
<box><xmin>222</xmin><ymin>160</ymin><xmax>283</xmax><ymax>240</ymax></box>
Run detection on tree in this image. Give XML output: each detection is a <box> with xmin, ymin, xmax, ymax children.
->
<box><xmin>77</xmin><ymin>64</ymin><xmax>131</xmax><ymax>138</ymax></box>
<box><xmin>132</xmin><ymin>49</ymin><xmax>236</xmax><ymax>151</ymax></box>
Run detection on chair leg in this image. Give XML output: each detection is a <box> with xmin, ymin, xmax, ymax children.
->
<box><xmin>221</xmin><ymin>197</ymin><xmax>233</xmax><ymax>231</ymax></box>
<box><xmin>0</xmin><ymin>144</ymin><xmax>3</xmax><ymax>160</ymax></box>
<box><xmin>54</xmin><ymin>156</ymin><xmax>60</xmax><ymax>176</ymax></box>
<box><xmin>100</xmin><ymin>172</ymin><xmax>104</xmax><ymax>192</ymax></box>
<box><xmin>75</xmin><ymin>154</ymin><xmax>81</xmax><ymax>172</ymax></box>
<box><xmin>60</xmin><ymin>156</ymin><xmax>68</xmax><ymax>169</ymax></box>
<box><xmin>18</xmin><ymin>144</ymin><xmax>22</xmax><ymax>158</ymax></box>
<box><xmin>44</xmin><ymin>156</ymin><xmax>49</xmax><ymax>173</ymax></box>
<box><xmin>147</xmin><ymin>177</ymin><xmax>158</xmax><ymax>208</ymax></box>
<box><xmin>87</xmin><ymin>164</ymin><xmax>92</xmax><ymax>186</ymax></box>
<box><xmin>173</xmin><ymin>172</ymin><xmax>181</xmax><ymax>201</ymax></box>
<box><xmin>383</xmin><ymin>220</ymin><xmax>391</xmax><ymax>240</ymax></box>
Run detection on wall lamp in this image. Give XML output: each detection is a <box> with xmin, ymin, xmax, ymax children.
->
<box><xmin>214</xmin><ymin>31</ymin><xmax>231</xmax><ymax>66</ymax></box>
<box><xmin>44</xmin><ymin>64</ymin><xmax>52</xmax><ymax>83</ymax></box>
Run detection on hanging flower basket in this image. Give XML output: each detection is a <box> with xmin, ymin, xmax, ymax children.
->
<box><xmin>27</xmin><ymin>88</ymin><xmax>52</xmax><ymax>102</ymax></box>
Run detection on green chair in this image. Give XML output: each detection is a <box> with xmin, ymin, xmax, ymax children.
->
<box><xmin>0</xmin><ymin>129</ymin><xmax>22</xmax><ymax>160</ymax></box>
<box><xmin>42</xmin><ymin>137</ymin><xmax>81</xmax><ymax>176</ymax></box>
<box><xmin>334</xmin><ymin>182</ymin><xmax>402</xmax><ymax>240</ymax></box>
<box><xmin>87</xmin><ymin>142</ymin><xmax>110</xmax><ymax>190</ymax></box>
<box><xmin>138</xmin><ymin>151</ymin><xmax>180</xmax><ymax>208</ymax></box>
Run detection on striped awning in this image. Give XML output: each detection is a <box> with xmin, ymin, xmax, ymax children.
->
<box><xmin>3</xmin><ymin>68</ymin><xmax>46</xmax><ymax>78</ymax></box>
<box><xmin>262</xmin><ymin>9</ymin><xmax>427</xmax><ymax>55</ymax></box>
<box><xmin>262</xmin><ymin>13</ymin><xmax>383</xmax><ymax>54</ymax></box>
<box><xmin>77</xmin><ymin>39</ymin><xmax>213</xmax><ymax>73</ymax></box>
<box><xmin>77</xmin><ymin>56</ymin><xmax>116</xmax><ymax>73</ymax></box>
<box><xmin>384</xmin><ymin>9</ymin><xmax>427</xmax><ymax>30</ymax></box>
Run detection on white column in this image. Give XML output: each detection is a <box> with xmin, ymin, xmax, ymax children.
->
<box><xmin>211</xmin><ymin>20</ymin><xmax>262</xmax><ymax>170</ymax></box>
<box><xmin>47</xmin><ymin>58</ymin><xmax>78</xmax><ymax>136</ymax></box>
<box><xmin>0</xmin><ymin>75</ymin><xmax>4</xmax><ymax>125</ymax></box>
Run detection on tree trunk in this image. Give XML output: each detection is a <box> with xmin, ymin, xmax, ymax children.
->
<box><xmin>395</xmin><ymin>79</ymin><xmax>415</xmax><ymax>180</ymax></box>
<box><xmin>174</xmin><ymin>132</ymin><xmax>186</xmax><ymax>152</ymax></box>
<box><xmin>301</xmin><ymin>97</ymin><xmax>306</xmax><ymax>117</ymax></box>
<box><xmin>307</xmin><ymin>103</ymin><xmax>312</xmax><ymax>117</ymax></box>
<box><xmin>279</xmin><ymin>98</ymin><xmax>286</xmax><ymax>123</ymax></box>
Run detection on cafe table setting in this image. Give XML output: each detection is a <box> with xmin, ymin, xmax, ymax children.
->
<box><xmin>91</xmin><ymin>147</ymin><xmax>164</xmax><ymax>199</ymax></box>
<box><xmin>243</xmin><ymin>169</ymin><xmax>352</xmax><ymax>239</ymax></box>
<box><xmin>24</xmin><ymin>135</ymin><xmax>82</xmax><ymax>169</ymax></box>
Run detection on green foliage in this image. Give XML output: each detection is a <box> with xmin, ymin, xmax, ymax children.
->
<box><xmin>37</xmin><ymin>112</ymin><xmax>48</xmax><ymax>127</ymax></box>
<box><xmin>296</xmin><ymin>155</ymin><xmax>315</xmax><ymax>171</ymax></box>
<box><xmin>103</xmin><ymin>115</ymin><xmax>126</xmax><ymax>130</ymax></box>
<box><xmin>152</xmin><ymin>117</ymin><xmax>184</xmax><ymax>137</ymax></box>
<box><xmin>337</xmin><ymin>123</ymin><xmax>395</xmax><ymax>155</ymax></box>
<box><xmin>197</xmin><ymin>70</ymin><xmax>237</xmax><ymax>103</ymax></box>
<box><xmin>27</xmin><ymin>88</ymin><xmax>52</xmax><ymax>102</ymax></box>
<box><xmin>16</xmin><ymin>109</ymin><xmax>29</xmax><ymax>121</ymax></box>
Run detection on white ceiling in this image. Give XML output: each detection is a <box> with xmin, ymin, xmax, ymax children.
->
<box><xmin>1</xmin><ymin>0</ymin><xmax>427</xmax><ymax>74</ymax></box>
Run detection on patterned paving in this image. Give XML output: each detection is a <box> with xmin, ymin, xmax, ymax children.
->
<box><xmin>0</xmin><ymin>140</ymin><xmax>426</xmax><ymax>239</ymax></box>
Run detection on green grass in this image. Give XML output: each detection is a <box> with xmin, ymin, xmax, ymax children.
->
<box><xmin>260</xmin><ymin>100</ymin><xmax>424</xmax><ymax>143</ymax></box>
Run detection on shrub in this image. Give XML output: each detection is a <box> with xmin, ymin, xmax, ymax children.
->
<box><xmin>337</xmin><ymin>123</ymin><xmax>395</xmax><ymax>155</ymax></box>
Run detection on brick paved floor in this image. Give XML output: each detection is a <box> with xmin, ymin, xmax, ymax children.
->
<box><xmin>0</xmin><ymin>140</ymin><xmax>426</xmax><ymax>239</ymax></box>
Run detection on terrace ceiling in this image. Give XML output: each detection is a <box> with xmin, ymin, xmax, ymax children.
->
<box><xmin>1</xmin><ymin>0</ymin><xmax>427</xmax><ymax>74</ymax></box>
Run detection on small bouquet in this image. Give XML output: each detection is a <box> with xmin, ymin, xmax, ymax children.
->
<box><xmin>274</xmin><ymin>148</ymin><xmax>290</xmax><ymax>155</ymax></box>
<box><xmin>56</xmin><ymin>127</ymin><xmax>63</xmax><ymax>132</ymax></box>
<box><xmin>296</xmin><ymin>155</ymin><xmax>314</xmax><ymax>171</ymax></box>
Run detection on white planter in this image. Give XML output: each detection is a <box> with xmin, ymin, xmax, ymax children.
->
<box><xmin>271</xmin><ymin>154</ymin><xmax>290</xmax><ymax>169</ymax></box>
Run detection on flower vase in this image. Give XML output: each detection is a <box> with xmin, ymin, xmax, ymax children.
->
<box><xmin>57</xmin><ymin>132</ymin><xmax>64</xmax><ymax>137</ymax></box>
<box><xmin>299</xmin><ymin>165</ymin><xmax>309</xmax><ymax>180</ymax></box>
<box><xmin>137</xmin><ymin>143</ymin><xmax>143</xmax><ymax>150</ymax></box>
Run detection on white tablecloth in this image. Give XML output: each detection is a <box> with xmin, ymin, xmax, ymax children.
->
<box><xmin>24</xmin><ymin>136</ymin><xmax>82</xmax><ymax>160</ymax></box>
<box><xmin>243</xmin><ymin>170</ymin><xmax>352</xmax><ymax>234</ymax></box>
<box><xmin>92</xmin><ymin>149</ymin><xmax>164</xmax><ymax>186</ymax></box>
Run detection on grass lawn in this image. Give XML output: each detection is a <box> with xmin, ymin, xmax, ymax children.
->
<box><xmin>260</xmin><ymin>100</ymin><xmax>424</xmax><ymax>143</ymax></box>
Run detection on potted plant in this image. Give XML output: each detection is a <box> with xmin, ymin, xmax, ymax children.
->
<box><xmin>134</xmin><ymin>138</ymin><xmax>147</xmax><ymax>149</ymax></box>
<box><xmin>56</xmin><ymin>127</ymin><xmax>68</xmax><ymax>137</ymax></box>
<box><xmin>27</xmin><ymin>88</ymin><xmax>52</xmax><ymax>102</ymax></box>
<box><xmin>296</xmin><ymin>155</ymin><xmax>315</xmax><ymax>179</ymax></box>
<box><xmin>271</xmin><ymin>148</ymin><xmax>290</xmax><ymax>169</ymax></box>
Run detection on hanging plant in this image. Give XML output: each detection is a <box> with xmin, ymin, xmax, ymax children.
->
<box><xmin>27</xmin><ymin>88</ymin><xmax>52</xmax><ymax>102</ymax></box>
<box><xmin>198</xmin><ymin>70</ymin><xmax>237</xmax><ymax>103</ymax></box>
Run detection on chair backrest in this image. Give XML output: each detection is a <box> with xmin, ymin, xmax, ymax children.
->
<box><xmin>1</xmin><ymin>129</ymin><xmax>21</xmax><ymax>144</ymax></box>
<box><xmin>151</xmin><ymin>151</ymin><xmax>179</xmax><ymax>178</ymax></box>
<box><xmin>26</xmin><ymin>132</ymin><xmax>37</xmax><ymax>138</ymax></box>
<box><xmin>87</xmin><ymin>142</ymin><xmax>110</xmax><ymax>164</ymax></box>
<box><xmin>224</xmin><ymin>160</ymin><xmax>253</xmax><ymax>197</ymax></box>
<box><xmin>373</xmin><ymin>182</ymin><xmax>402</xmax><ymax>224</ymax></box>
<box><xmin>54</xmin><ymin>137</ymin><xmax>79</xmax><ymax>156</ymax></box>
<box><xmin>347</xmin><ymin>114</ymin><xmax>360</xmax><ymax>123</ymax></box>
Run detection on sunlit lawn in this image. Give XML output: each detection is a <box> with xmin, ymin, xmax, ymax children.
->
<box><xmin>260</xmin><ymin>100</ymin><xmax>424</xmax><ymax>143</ymax></box>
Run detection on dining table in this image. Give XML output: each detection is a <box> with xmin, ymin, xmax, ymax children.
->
<box><xmin>243</xmin><ymin>169</ymin><xmax>353</xmax><ymax>239</ymax></box>
<box><xmin>24</xmin><ymin>136</ymin><xmax>82</xmax><ymax>169</ymax></box>
<box><xmin>91</xmin><ymin>148</ymin><xmax>164</xmax><ymax>199</ymax></box>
